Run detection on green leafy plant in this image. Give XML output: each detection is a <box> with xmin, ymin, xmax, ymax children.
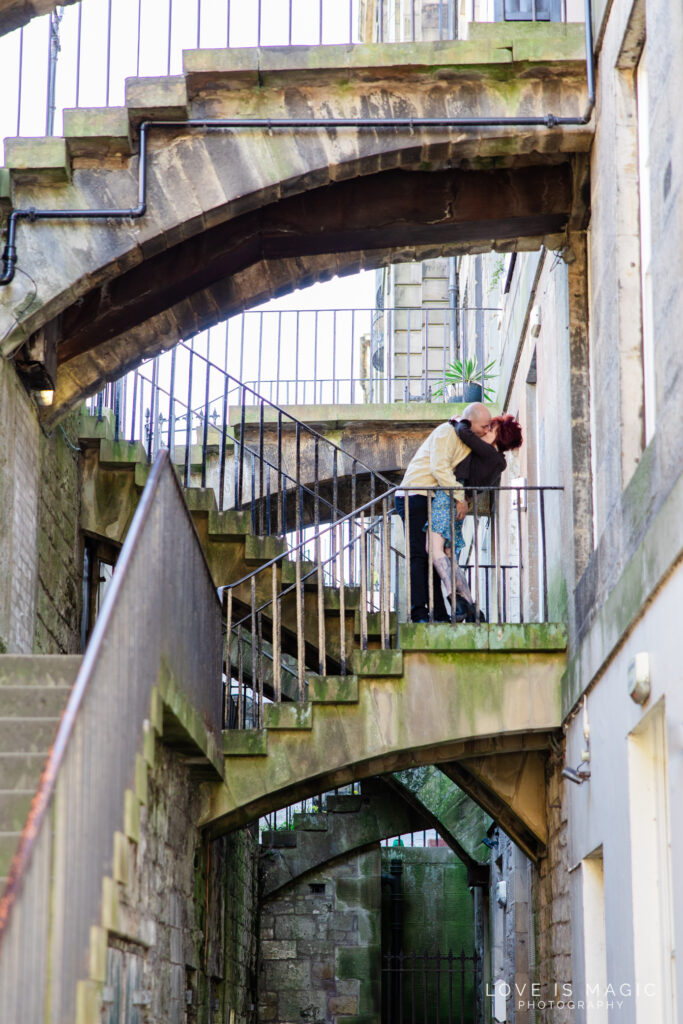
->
<box><xmin>432</xmin><ymin>357</ymin><xmax>498</xmax><ymax>401</ymax></box>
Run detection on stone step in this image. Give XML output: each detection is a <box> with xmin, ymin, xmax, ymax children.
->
<box><xmin>323</xmin><ymin>586</ymin><xmax>361</xmax><ymax>611</ymax></box>
<box><xmin>208</xmin><ymin>509</ymin><xmax>253</xmax><ymax>540</ymax></box>
<box><xmin>0</xmin><ymin>791</ymin><xmax>34</xmax><ymax>832</ymax></box>
<box><xmin>281</xmin><ymin>558</ymin><xmax>318</xmax><ymax>587</ymax></box>
<box><xmin>222</xmin><ymin>730</ymin><xmax>268</xmax><ymax>757</ymax></box>
<box><xmin>308</xmin><ymin>675</ymin><xmax>359</xmax><ymax>704</ymax></box>
<box><xmin>98</xmin><ymin>437</ymin><xmax>147</xmax><ymax>468</ymax></box>
<box><xmin>244</xmin><ymin>534</ymin><xmax>289</xmax><ymax>565</ymax></box>
<box><xmin>262</xmin><ymin>703</ymin><xmax>312</xmax><ymax>731</ymax></box>
<box><xmin>326</xmin><ymin>795</ymin><xmax>363</xmax><ymax>814</ymax></box>
<box><xmin>184</xmin><ymin>487</ymin><xmax>218</xmax><ymax>513</ymax></box>
<box><xmin>351</xmin><ymin>649</ymin><xmax>403</xmax><ymax>677</ymax></box>
<box><xmin>292</xmin><ymin>811</ymin><xmax>328</xmax><ymax>831</ymax></box>
<box><xmin>0</xmin><ymin>655</ymin><xmax>82</xmax><ymax>688</ymax></box>
<box><xmin>0</xmin><ymin>753</ymin><xmax>47</xmax><ymax>789</ymax></box>
<box><xmin>0</xmin><ymin>687</ymin><xmax>71</xmax><ymax>717</ymax></box>
<box><xmin>261</xmin><ymin>829</ymin><xmax>297</xmax><ymax>849</ymax></box>
<box><xmin>0</xmin><ymin>719</ymin><xmax>61</xmax><ymax>753</ymax></box>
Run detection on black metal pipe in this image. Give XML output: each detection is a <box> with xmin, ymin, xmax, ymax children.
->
<box><xmin>1</xmin><ymin>1</ymin><xmax>595</xmax><ymax>287</ymax></box>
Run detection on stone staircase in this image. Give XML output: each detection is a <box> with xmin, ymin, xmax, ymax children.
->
<box><xmin>78</xmin><ymin>407</ymin><xmax>393</xmax><ymax>672</ymax></box>
<box><xmin>0</xmin><ymin>655</ymin><xmax>82</xmax><ymax>888</ymax></box>
<box><xmin>260</xmin><ymin>784</ymin><xmax>427</xmax><ymax>898</ymax></box>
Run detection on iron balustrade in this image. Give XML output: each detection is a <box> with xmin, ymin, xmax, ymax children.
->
<box><xmin>1</xmin><ymin>2</ymin><xmax>465</xmax><ymax>140</ymax></box>
<box><xmin>382</xmin><ymin>950</ymin><xmax>480</xmax><ymax>1024</ymax></box>
<box><xmin>87</xmin><ymin>348</ymin><xmax>393</xmax><ymax>533</ymax></box>
<box><xmin>221</xmin><ymin>482</ymin><xmax>563</xmax><ymax>729</ymax></box>
<box><xmin>87</xmin><ymin>303</ymin><xmax>502</xmax><ymax>444</ymax></box>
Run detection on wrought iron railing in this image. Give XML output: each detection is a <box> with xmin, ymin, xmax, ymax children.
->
<box><xmin>88</xmin><ymin>302</ymin><xmax>500</xmax><ymax>434</ymax></box>
<box><xmin>87</xmin><ymin>355</ymin><xmax>393</xmax><ymax>530</ymax></box>
<box><xmin>0</xmin><ymin>0</ymin><xmax>577</xmax><ymax>143</ymax></box>
<box><xmin>1</xmin><ymin>2</ymin><xmax>466</xmax><ymax>141</ymax></box>
<box><xmin>222</xmin><ymin>482</ymin><xmax>563</xmax><ymax>729</ymax></box>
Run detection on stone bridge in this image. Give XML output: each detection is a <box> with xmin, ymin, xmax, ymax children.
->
<box><xmin>0</xmin><ymin>24</ymin><xmax>591</xmax><ymax>420</ymax></box>
<box><xmin>201</xmin><ymin>622</ymin><xmax>566</xmax><ymax>860</ymax></box>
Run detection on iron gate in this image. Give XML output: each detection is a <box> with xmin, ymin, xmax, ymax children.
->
<box><xmin>382</xmin><ymin>950</ymin><xmax>481</xmax><ymax>1024</ymax></box>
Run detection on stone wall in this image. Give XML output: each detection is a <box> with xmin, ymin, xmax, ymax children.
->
<box><xmin>382</xmin><ymin>846</ymin><xmax>477</xmax><ymax>1024</ymax></box>
<box><xmin>382</xmin><ymin>846</ymin><xmax>474</xmax><ymax>955</ymax></box>
<box><xmin>34</xmin><ymin>410</ymin><xmax>83</xmax><ymax>653</ymax></box>
<box><xmin>104</xmin><ymin>740</ymin><xmax>259</xmax><ymax>1024</ymax></box>
<box><xmin>0</xmin><ymin>357</ymin><xmax>40</xmax><ymax>653</ymax></box>
<box><xmin>258</xmin><ymin>848</ymin><xmax>382</xmax><ymax>1024</ymax></box>
<box><xmin>0</xmin><ymin>357</ymin><xmax>83</xmax><ymax>655</ymax></box>
<box><xmin>532</xmin><ymin>761</ymin><xmax>571</xmax><ymax>1024</ymax></box>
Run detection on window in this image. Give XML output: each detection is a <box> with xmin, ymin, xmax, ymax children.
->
<box><xmin>494</xmin><ymin>0</ymin><xmax>563</xmax><ymax>20</ymax></box>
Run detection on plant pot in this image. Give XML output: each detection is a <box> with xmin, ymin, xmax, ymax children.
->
<box><xmin>448</xmin><ymin>382</ymin><xmax>483</xmax><ymax>403</ymax></box>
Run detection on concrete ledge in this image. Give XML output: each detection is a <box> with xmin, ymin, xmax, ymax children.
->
<box><xmin>0</xmin><ymin>654</ymin><xmax>82</xmax><ymax>688</ymax></box>
<box><xmin>183</xmin><ymin>29</ymin><xmax>586</xmax><ymax>92</ymax></box>
<box><xmin>98</xmin><ymin>438</ymin><xmax>146</xmax><ymax>467</ymax></box>
<box><xmin>400</xmin><ymin>622</ymin><xmax>567</xmax><ymax>651</ymax></box>
<box><xmin>231</xmin><ymin>402</ymin><xmax>483</xmax><ymax>430</ymax></box>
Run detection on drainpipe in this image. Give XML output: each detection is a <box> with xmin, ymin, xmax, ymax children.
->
<box><xmin>0</xmin><ymin>0</ymin><xmax>595</xmax><ymax>288</ymax></box>
<box><xmin>448</xmin><ymin>256</ymin><xmax>458</xmax><ymax>365</ymax></box>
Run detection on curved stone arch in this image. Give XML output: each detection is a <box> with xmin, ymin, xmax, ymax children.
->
<box><xmin>261</xmin><ymin>774</ymin><xmax>489</xmax><ymax>899</ymax></box>
<box><xmin>200</xmin><ymin>632</ymin><xmax>565</xmax><ymax>843</ymax></box>
<box><xmin>0</xmin><ymin>39</ymin><xmax>590</xmax><ymax>417</ymax></box>
<box><xmin>43</xmin><ymin>161</ymin><xmax>572</xmax><ymax>420</ymax></box>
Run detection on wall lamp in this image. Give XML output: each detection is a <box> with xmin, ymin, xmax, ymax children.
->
<box><xmin>561</xmin><ymin>765</ymin><xmax>591</xmax><ymax>785</ymax></box>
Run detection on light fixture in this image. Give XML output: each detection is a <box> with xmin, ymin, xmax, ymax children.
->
<box><xmin>628</xmin><ymin>652</ymin><xmax>650</xmax><ymax>704</ymax></box>
<box><xmin>561</xmin><ymin>765</ymin><xmax>591</xmax><ymax>785</ymax></box>
<box><xmin>35</xmin><ymin>389</ymin><xmax>54</xmax><ymax>406</ymax></box>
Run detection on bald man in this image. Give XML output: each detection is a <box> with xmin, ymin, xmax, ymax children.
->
<box><xmin>395</xmin><ymin>403</ymin><xmax>492</xmax><ymax>623</ymax></box>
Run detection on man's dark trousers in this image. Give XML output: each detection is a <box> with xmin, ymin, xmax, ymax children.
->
<box><xmin>394</xmin><ymin>494</ymin><xmax>449</xmax><ymax>622</ymax></box>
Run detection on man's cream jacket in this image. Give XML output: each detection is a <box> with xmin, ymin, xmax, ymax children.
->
<box><xmin>398</xmin><ymin>421</ymin><xmax>470</xmax><ymax>502</ymax></box>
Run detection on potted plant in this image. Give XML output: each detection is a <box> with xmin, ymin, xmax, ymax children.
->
<box><xmin>432</xmin><ymin>356</ymin><xmax>497</xmax><ymax>402</ymax></box>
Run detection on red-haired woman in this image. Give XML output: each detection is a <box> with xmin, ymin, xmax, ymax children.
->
<box><xmin>428</xmin><ymin>414</ymin><xmax>523</xmax><ymax>618</ymax></box>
